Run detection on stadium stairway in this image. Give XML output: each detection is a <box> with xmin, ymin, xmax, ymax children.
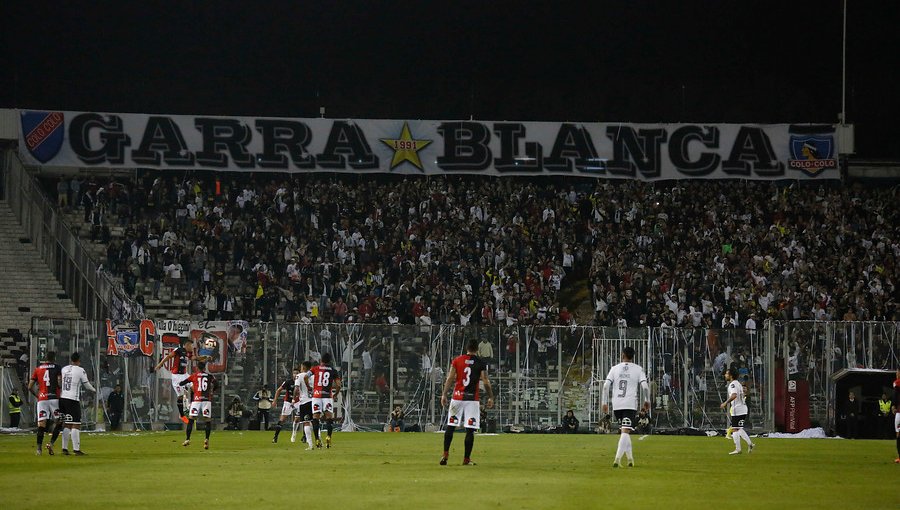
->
<box><xmin>58</xmin><ymin>207</ymin><xmax>217</xmax><ymax>320</ymax></box>
<box><xmin>557</xmin><ymin>275</ymin><xmax>593</xmax><ymax>324</ymax></box>
<box><xmin>0</xmin><ymin>200</ymin><xmax>82</xmax><ymax>364</ymax></box>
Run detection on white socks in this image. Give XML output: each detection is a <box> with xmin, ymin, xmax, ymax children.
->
<box><xmin>72</xmin><ymin>429</ymin><xmax>81</xmax><ymax>451</ymax></box>
<box><xmin>304</xmin><ymin>424</ymin><xmax>313</xmax><ymax>448</ymax></box>
<box><xmin>62</xmin><ymin>428</ymin><xmax>71</xmax><ymax>450</ymax></box>
<box><xmin>291</xmin><ymin>420</ymin><xmax>300</xmax><ymax>441</ymax></box>
<box><xmin>615</xmin><ymin>433</ymin><xmax>632</xmax><ymax>463</ymax></box>
<box><xmin>732</xmin><ymin>429</ymin><xmax>753</xmax><ymax>451</ymax></box>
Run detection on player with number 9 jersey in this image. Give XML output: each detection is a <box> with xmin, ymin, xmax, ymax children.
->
<box><xmin>604</xmin><ymin>361</ymin><xmax>649</xmax><ymax>414</ymax></box>
<box><xmin>601</xmin><ymin>347</ymin><xmax>650</xmax><ymax>468</ymax></box>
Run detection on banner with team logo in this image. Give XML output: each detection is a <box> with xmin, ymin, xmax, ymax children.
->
<box><xmin>187</xmin><ymin>320</ymin><xmax>250</xmax><ymax>373</ymax></box>
<box><xmin>105</xmin><ymin>319</ymin><xmax>156</xmax><ymax>357</ymax></box>
<box><xmin>18</xmin><ymin>110</ymin><xmax>840</xmax><ymax>180</ymax></box>
<box><xmin>152</xmin><ymin>319</ymin><xmax>249</xmax><ymax>374</ymax></box>
<box><xmin>156</xmin><ymin>320</ymin><xmax>191</xmax><ymax>377</ymax></box>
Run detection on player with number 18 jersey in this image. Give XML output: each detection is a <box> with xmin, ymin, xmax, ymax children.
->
<box><xmin>309</xmin><ymin>362</ymin><xmax>341</xmax><ymax>415</ymax></box>
<box><xmin>307</xmin><ymin>353</ymin><xmax>342</xmax><ymax>448</ymax></box>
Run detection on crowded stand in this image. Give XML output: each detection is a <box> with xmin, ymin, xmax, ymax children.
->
<box><xmin>48</xmin><ymin>174</ymin><xmax>898</xmax><ymax>331</ymax></box>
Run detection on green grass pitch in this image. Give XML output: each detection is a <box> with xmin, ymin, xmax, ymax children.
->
<box><xmin>1</xmin><ymin>431</ymin><xmax>897</xmax><ymax>509</ymax></box>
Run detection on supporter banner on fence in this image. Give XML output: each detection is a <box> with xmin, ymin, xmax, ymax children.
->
<box><xmin>187</xmin><ymin>320</ymin><xmax>250</xmax><ymax>373</ymax></box>
<box><xmin>156</xmin><ymin>320</ymin><xmax>191</xmax><ymax>376</ymax></box>
<box><xmin>105</xmin><ymin>319</ymin><xmax>155</xmax><ymax>357</ymax></box>
<box><xmin>17</xmin><ymin>109</ymin><xmax>841</xmax><ymax>180</ymax></box>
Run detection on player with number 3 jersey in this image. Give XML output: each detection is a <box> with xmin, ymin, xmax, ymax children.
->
<box><xmin>440</xmin><ymin>338</ymin><xmax>494</xmax><ymax>466</ymax></box>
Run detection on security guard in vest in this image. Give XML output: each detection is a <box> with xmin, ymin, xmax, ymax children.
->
<box><xmin>8</xmin><ymin>388</ymin><xmax>23</xmax><ymax>428</ymax></box>
<box><xmin>878</xmin><ymin>393</ymin><xmax>893</xmax><ymax>439</ymax></box>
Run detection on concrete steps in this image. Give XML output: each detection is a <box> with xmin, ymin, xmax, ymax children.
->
<box><xmin>0</xmin><ymin>201</ymin><xmax>82</xmax><ymax>363</ymax></box>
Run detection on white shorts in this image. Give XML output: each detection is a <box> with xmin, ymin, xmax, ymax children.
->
<box><xmin>188</xmin><ymin>401</ymin><xmax>212</xmax><ymax>420</ymax></box>
<box><xmin>172</xmin><ymin>373</ymin><xmax>190</xmax><ymax>397</ymax></box>
<box><xmin>447</xmin><ymin>399</ymin><xmax>480</xmax><ymax>429</ymax></box>
<box><xmin>36</xmin><ymin>399</ymin><xmax>60</xmax><ymax>422</ymax></box>
<box><xmin>280</xmin><ymin>401</ymin><xmax>295</xmax><ymax>417</ymax></box>
<box><xmin>312</xmin><ymin>398</ymin><xmax>334</xmax><ymax>415</ymax></box>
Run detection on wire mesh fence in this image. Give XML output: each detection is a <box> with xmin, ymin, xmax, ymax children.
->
<box><xmin>11</xmin><ymin>319</ymin><xmax>896</xmax><ymax>434</ymax></box>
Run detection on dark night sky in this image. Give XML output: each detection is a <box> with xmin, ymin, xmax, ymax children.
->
<box><xmin>2</xmin><ymin>1</ymin><xmax>898</xmax><ymax>157</ymax></box>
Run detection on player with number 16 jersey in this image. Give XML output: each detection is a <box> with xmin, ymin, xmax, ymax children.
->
<box><xmin>180</xmin><ymin>361</ymin><xmax>217</xmax><ymax>449</ymax></box>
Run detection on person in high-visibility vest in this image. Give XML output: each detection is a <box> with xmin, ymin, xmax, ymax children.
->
<box><xmin>7</xmin><ymin>388</ymin><xmax>23</xmax><ymax>428</ymax></box>
<box><xmin>878</xmin><ymin>393</ymin><xmax>893</xmax><ymax>439</ymax></box>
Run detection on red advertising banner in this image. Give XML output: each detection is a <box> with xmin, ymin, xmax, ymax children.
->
<box><xmin>785</xmin><ymin>379</ymin><xmax>811</xmax><ymax>433</ymax></box>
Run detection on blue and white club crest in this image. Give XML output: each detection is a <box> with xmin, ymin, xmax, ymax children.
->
<box><xmin>20</xmin><ymin>111</ymin><xmax>65</xmax><ymax>163</ymax></box>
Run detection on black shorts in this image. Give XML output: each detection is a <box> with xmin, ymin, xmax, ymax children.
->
<box><xmin>59</xmin><ymin>398</ymin><xmax>81</xmax><ymax>424</ymax></box>
<box><xmin>296</xmin><ymin>402</ymin><xmax>313</xmax><ymax>422</ymax></box>
<box><xmin>731</xmin><ymin>414</ymin><xmax>748</xmax><ymax>429</ymax></box>
<box><xmin>614</xmin><ymin>409</ymin><xmax>637</xmax><ymax>429</ymax></box>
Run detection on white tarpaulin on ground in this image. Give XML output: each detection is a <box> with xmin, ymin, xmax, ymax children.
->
<box><xmin>766</xmin><ymin>427</ymin><xmax>837</xmax><ymax>439</ymax></box>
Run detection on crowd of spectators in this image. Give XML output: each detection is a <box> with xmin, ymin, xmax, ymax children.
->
<box><xmin>586</xmin><ymin>179</ymin><xmax>898</xmax><ymax>328</ymax></box>
<box><xmin>49</xmin><ymin>174</ymin><xmax>898</xmax><ymax>331</ymax></box>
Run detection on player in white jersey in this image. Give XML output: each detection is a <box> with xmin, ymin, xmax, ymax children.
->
<box><xmin>893</xmin><ymin>410</ymin><xmax>899</xmax><ymax>464</ymax></box>
<box><xmin>50</xmin><ymin>352</ymin><xmax>97</xmax><ymax>455</ymax></box>
<box><xmin>601</xmin><ymin>346</ymin><xmax>650</xmax><ymax>468</ymax></box>
<box><xmin>721</xmin><ymin>367</ymin><xmax>755</xmax><ymax>455</ymax></box>
<box><xmin>291</xmin><ymin>361</ymin><xmax>315</xmax><ymax>449</ymax></box>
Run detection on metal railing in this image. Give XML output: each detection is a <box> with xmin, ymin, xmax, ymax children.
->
<box><xmin>19</xmin><ymin>319</ymin><xmax>790</xmax><ymax>434</ymax></box>
<box><xmin>1</xmin><ymin>150</ymin><xmax>139</xmax><ymax>322</ymax></box>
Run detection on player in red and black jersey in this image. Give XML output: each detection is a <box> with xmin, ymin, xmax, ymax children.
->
<box><xmin>307</xmin><ymin>352</ymin><xmax>342</xmax><ymax>448</ymax></box>
<box><xmin>272</xmin><ymin>366</ymin><xmax>300</xmax><ymax>443</ymax></box>
<box><xmin>179</xmin><ymin>360</ymin><xmax>217</xmax><ymax>450</ymax></box>
<box><xmin>440</xmin><ymin>338</ymin><xmax>493</xmax><ymax>465</ymax></box>
<box><xmin>893</xmin><ymin>369</ymin><xmax>900</xmax><ymax>412</ymax></box>
<box><xmin>27</xmin><ymin>351</ymin><xmax>62</xmax><ymax>455</ymax></box>
<box><xmin>153</xmin><ymin>338</ymin><xmax>195</xmax><ymax>423</ymax></box>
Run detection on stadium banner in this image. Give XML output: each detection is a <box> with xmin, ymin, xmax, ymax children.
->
<box><xmin>785</xmin><ymin>379</ymin><xmax>811</xmax><ymax>433</ymax></box>
<box><xmin>156</xmin><ymin>319</ymin><xmax>191</xmax><ymax>376</ymax></box>
<box><xmin>18</xmin><ymin>109</ymin><xmax>840</xmax><ymax>180</ymax></box>
<box><xmin>187</xmin><ymin>320</ymin><xmax>249</xmax><ymax>373</ymax></box>
<box><xmin>105</xmin><ymin>319</ymin><xmax>156</xmax><ymax>357</ymax></box>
